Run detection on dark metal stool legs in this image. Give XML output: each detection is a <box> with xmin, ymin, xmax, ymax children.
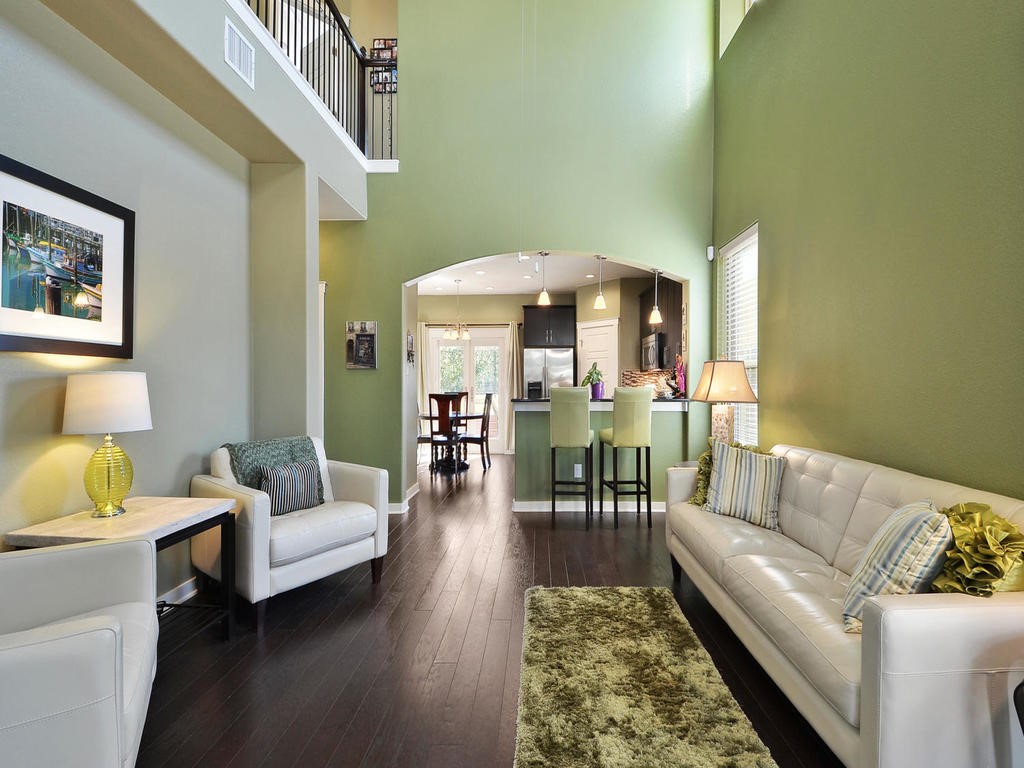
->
<box><xmin>551</xmin><ymin>444</ymin><xmax>594</xmax><ymax>529</ymax></box>
<box><xmin>599</xmin><ymin>443</ymin><xmax>652</xmax><ymax>529</ymax></box>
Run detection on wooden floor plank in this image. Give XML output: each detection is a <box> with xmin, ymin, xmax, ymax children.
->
<box><xmin>137</xmin><ymin>454</ymin><xmax>842</xmax><ymax>768</ymax></box>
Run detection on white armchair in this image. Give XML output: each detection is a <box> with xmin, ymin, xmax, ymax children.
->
<box><xmin>190</xmin><ymin>436</ymin><xmax>388</xmax><ymax>633</ymax></box>
<box><xmin>0</xmin><ymin>538</ymin><xmax>158</xmax><ymax>768</ymax></box>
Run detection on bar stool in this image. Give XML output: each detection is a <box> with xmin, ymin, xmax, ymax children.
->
<box><xmin>550</xmin><ymin>387</ymin><xmax>594</xmax><ymax>529</ymax></box>
<box><xmin>599</xmin><ymin>387</ymin><xmax>653</xmax><ymax>529</ymax></box>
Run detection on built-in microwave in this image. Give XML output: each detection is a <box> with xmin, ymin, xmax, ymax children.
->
<box><xmin>641</xmin><ymin>332</ymin><xmax>663</xmax><ymax>370</ymax></box>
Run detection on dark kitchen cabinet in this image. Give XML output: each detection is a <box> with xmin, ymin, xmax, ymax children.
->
<box><xmin>639</xmin><ymin>279</ymin><xmax>682</xmax><ymax>368</ymax></box>
<box><xmin>523</xmin><ymin>305</ymin><xmax>576</xmax><ymax>347</ymax></box>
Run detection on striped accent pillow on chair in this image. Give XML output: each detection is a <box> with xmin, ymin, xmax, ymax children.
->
<box><xmin>842</xmin><ymin>500</ymin><xmax>952</xmax><ymax>633</ymax></box>
<box><xmin>704</xmin><ymin>440</ymin><xmax>786</xmax><ymax>530</ymax></box>
<box><xmin>260</xmin><ymin>459</ymin><xmax>324</xmax><ymax>516</ymax></box>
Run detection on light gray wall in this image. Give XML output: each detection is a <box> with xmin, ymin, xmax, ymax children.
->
<box><xmin>0</xmin><ymin>3</ymin><xmax>251</xmax><ymax>590</ymax></box>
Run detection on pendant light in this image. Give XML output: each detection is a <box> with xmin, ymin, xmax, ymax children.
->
<box><xmin>456</xmin><ymin>279</ymin><xmax>470</xmax><ymax>340</ymax></box>
<box><xmin>593</xmin><ymin>255</ymin><xmax>607</xmax><ymax>310</ymax></box>
<box><xmin>649</xmin><ymin>269</ymin><xmax>663</xmax><ymax>325</ymax></box>
<box><xmin>537</xmin><ymin>251</ymin><xmax>551</xmax><ymax>305</ymax></box>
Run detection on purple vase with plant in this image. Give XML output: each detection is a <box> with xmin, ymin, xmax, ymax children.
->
<box><xmin>582</xmin><ymin>363</ymin><xmax>604</xmax><ymax>399</ymax></box>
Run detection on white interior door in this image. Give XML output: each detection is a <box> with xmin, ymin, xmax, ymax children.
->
<box><xmin>427</xmin><ymin>327</ymin><xmax>508</xmax><ymax>453</ymax></box>
<box><xmin>577</xmin><ymin>318</ymin><xmax>619</xmax><ymax>389</ymax></box>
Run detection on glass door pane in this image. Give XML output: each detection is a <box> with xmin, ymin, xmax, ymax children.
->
<box><xmin>438</xmin><ymin>344</ymin><xmax>466</xmax><ymax>393</ymax></box>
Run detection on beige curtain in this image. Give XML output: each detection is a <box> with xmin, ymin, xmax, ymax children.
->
<box><xmin>504</xmin><ymin>321</ymin><xmax>522</xmax><ymax>452</ymax></box>
<box><xmin>417</xmin><ymin>322</ymin><xmax>431</xmax><ymax>429</ymax></box>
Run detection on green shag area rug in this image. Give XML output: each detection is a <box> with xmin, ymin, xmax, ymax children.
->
<box><xmin>515</xmin><ymin>587</ymin><xmax>778</xmax><ymax>768</ymax></box>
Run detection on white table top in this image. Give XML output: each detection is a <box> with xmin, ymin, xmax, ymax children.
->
<box><xmin>4</xmin><ymin>496</ymin><xmax>235</xmax><ymax>548</ymax></box>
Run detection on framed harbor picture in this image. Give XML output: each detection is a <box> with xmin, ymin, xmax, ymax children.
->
<box><xmin>0</xmin><ymin>154</ymin><xmax>134</xmax><ymax>358</ymax></box>
<box><xmin>345</xmin><ymin>320</ymin><xmax>377</xmax><ymax>369</ymax></box>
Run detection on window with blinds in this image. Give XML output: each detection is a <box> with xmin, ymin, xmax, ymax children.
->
<box><xmin>718</xmin><ymin>224</ymin><xmax>758</xmax><ymax>444</ymax></box>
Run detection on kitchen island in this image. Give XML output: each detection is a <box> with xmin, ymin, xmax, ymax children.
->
<box><xmin>511</xmin><ymin>397</ymin><xmax>689</xmax><ymax>512</ymax></box>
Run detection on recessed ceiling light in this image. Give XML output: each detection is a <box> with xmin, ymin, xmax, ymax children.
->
<box><xmin>435</xmin><ymin>286</ymin><xmax>443</xmax><ymax>290</ymax></box>
<box><xmin>522</xmin><ymin>274</ymin><xmax>532</xmax><ymax>279</ymax></box>
<box><xmin>585</xmin><ymin>274</ymin><xmax>595</xmax><ymax>279</ymax></box>
<box><xmin>475</xmin><ymin>270</ymin><xmax>486</xmax><ymax>275</ymax></box>
<box><xmin>486</xmin><ymin>286</ymin><xmax>494</xmax><ymax>291</ymax></box>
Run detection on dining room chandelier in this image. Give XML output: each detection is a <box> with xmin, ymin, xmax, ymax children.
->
<box><xmin>443</xmin><ymin>279</ymin><xmax>471</xmax><ymax>340</ymax></box>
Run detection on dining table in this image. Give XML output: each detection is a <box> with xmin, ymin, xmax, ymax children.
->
<box><xmin>422</xmin><ymin>394</ymin><xmax>483</xmax><ymax>473</ymax></box>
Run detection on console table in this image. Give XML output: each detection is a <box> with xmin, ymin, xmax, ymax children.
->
<box><xmin>5</xmin><ymin>496</ymin><xmax>236</xmax><ymax>643</ymax></box>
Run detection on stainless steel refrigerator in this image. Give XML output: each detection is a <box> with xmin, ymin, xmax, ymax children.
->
<box><xmin>523</xmin><ymin>347</ymin><xmax>575</xmax><ymax>398</ymax></box>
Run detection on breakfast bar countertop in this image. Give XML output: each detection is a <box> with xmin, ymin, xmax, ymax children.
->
<box><xmin>512</xmin><ymin>398</ymin><xmax>688</xmax><ymax>413</ymax></box>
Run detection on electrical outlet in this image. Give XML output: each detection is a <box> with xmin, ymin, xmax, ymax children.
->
<box><xmin>574</xmin><ymin>463</ymin><xmax>583</xmax><ymax>479</ymax></box>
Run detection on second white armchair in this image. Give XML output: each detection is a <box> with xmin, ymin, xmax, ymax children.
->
<box><xmin>0</xmin><ymin>538</ymin><xmax>158</xmax><ymax>768</ymax></box>
<box><xmin>190</xmin><ymin>436</ymin><xmax>389</xmax><ymax>633</ymax></box>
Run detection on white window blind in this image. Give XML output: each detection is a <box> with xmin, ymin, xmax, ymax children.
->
<box><xmin>719</xmin><ymin>224</ymin><xmax>758</xmax><ymax>445</ymax></box>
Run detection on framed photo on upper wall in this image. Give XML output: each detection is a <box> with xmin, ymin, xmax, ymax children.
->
<box><xmin>0</xmin><ymin>154</ymin><xmax>134</xmax><ymax>358</ymax></box>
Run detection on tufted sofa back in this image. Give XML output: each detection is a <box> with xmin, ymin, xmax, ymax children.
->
<box><xmin>772</xmin><ymin>445</ymin><xmax>1024</xmax><ymax>575</ymax></box>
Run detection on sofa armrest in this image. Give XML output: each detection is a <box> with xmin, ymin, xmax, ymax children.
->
<box><xmin>861</xmin><ymin>591</ymin><xmax>1024</xmax><ymax>768</ymax></box>
<box><xmin>190</xmin><ymin>474</ymin><xmax>270</xmax><ymax>603</ymax></box>
<box><xmin>327</xmin><ymin>461</ymin><xmax>389</xmax><ymax>557</ymax></box>
<box><xmin>666</xmin><ymin>465</ymin><xmax>699</xmax><ymax>507</ymax></box>
<box><xmin>0</xmin><ymin>538</ymin><xmax>155</xmax><ymax>635</ymax></box>
<box><xmin>0</xmin><ymin>615</ymin><xmax>124</xmax><ymax>766</ymax></box>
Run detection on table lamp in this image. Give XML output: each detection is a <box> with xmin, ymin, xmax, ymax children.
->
<box><xmin>689</xmin><ymin>360</ymin><xmax>757</xmax><ymax>443</ymax></box>
<box><xmin>63</xmin><ymin>371</ymin><xmax>152</xmax><ymax>517</ymax></box>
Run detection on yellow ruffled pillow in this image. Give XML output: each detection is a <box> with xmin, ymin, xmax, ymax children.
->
<box><xmin>931</xmin><ymin>502</ymin><xmax>1024</xmax><ymax>597</ymax></box>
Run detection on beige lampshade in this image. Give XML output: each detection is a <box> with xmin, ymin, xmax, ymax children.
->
<box><xmin>63</xmin><ymin>372</ymin><xmax>153</xmax><ymax>435</ymax></box>
<box><xmin>689</xmin><ymin>360</ymin><xmax>757</xmax><ymax>404</ymax></box>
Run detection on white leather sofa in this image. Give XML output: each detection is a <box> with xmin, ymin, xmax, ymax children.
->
<box><xmin>0</xmin><ymin>538</ymin><xmax>158</xmax><ymax>768</ymax></box>
<box><xmin>190</xmin><ymin>436</ymin><xmax>388</xmax><ymax>632</ymax></box>
<box><xmin>666</xmin><ymin>444</ymin><xmax>1024</xmax><ymax>768</ymax></box>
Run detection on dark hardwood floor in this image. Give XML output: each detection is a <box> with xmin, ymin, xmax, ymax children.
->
<box><xmin>139</xmin><ymin>455</ymin><xmax>843</xmax><ymax>768</ymax></box>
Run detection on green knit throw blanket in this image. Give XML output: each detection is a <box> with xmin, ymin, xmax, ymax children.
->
<box><xmin>223</xmin><ymin>436</ymin><xmax>323</xmax><ymax>503</ymax></box>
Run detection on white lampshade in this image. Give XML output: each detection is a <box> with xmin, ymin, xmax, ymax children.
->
<box><xmin>593</xmin><ymin>292</ymin><xmax>606</xmax><ymax>310</ymax></box>
<box><xmin>63</xmin><ymin>372</ymin><xmax>153</xmax><ymax>435</ymax></box>
<box><xmin>689</xmin><ymin>360</ymin><xmax>757</xmax><ymax>404</ymax></box>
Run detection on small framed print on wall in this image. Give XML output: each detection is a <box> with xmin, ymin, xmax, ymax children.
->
<box><xmin>0</xmin><ymin>154</ymin><xmax>134</xmax><ymax>358</ymax></box>
<box><xmin>346</xmin><ymin>320</ymin><xmax>377</xmax><ymax>369</ymax></box>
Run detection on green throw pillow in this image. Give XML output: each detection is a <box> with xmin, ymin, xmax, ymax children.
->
<box><xmin>931</xmin><ymin>502</ymin><xmax>1024</xmax><ymax>597</ymax></box>
<box><xmin>688</xmin><ymin>438</ymin><xmax>770</xmax><ymax>507</ymax></box>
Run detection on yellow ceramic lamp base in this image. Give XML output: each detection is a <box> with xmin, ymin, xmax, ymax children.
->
<box><xmin>84</xmin><ymin>434</ymin><xmax>134</xmax><ymax>517</ymax></box>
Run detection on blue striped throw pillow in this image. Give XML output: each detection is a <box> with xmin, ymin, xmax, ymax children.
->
<box><xmin>704</xmin><ymin>440</ymin><xmax>785</xmax><ymax>530</ymax></box>
<box><xmin>842</xmin><ymin>500</ymin><xmax>952</xmax><ymax>633</ymax></box>
<box><xmin>260</xmin><ymin>459</ymin><xmax>324</xmax><ymax>517</ymax></box>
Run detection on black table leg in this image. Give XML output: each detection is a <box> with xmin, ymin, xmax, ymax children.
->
<box><xmin>221</xmin><ymin>513</ymin><xmax>235</xmax><ymax>640</ymax></box>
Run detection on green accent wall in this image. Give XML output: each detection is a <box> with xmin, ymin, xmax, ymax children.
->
<box><xmin>714</xmin><ymin>0</ymin><xmax>1024</xmax><ymax>498</ymax></box>
<box><xmin>322</xmin><ymin>0</ymin><xmax>715</xmax><ymax>501</ymax></box>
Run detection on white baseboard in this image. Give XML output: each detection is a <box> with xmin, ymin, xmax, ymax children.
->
<box><xmin>512</xmin><ymin>499</ymin><xmax>666</xmax><ymax>513</ymax></box>
<box><xmin>388</xmin><ymin>482</ymin><xmax>419</xmax><ymax>515</ymax></box>
<box><xmin>158</xmin><ymin>576</ymin><xmax>198</xmax><ymax>606</ymax></box>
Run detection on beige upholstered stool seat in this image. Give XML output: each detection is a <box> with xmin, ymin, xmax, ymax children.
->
<box><xmin>599</xmin><ymin>387</ymin><xmax>654</xmax><ymax>528</ymax></box>
<box><xmin>550</xmin><ymin>387</ymin><xmax>594</xmax><ymax>528</ymax></box>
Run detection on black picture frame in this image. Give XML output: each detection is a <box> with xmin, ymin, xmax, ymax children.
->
<box><xmin>0</xmin><ymin>154</ymin><xmax>134</xmax><ymax>358</ymax></box>
<box><xmin>346</xmin><ymin>320</ymin><xmax>377</xmax><ymax>369</ymax></box>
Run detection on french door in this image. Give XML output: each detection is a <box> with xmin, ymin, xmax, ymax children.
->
<box><xmin>427</xmin><ymin>327</ymin><xmax>508</xmax><ymax>454</ymax></box>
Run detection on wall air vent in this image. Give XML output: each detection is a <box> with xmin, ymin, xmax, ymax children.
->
<box><xmin>224</xmin><ymin>18</ymin><xmax>255</xmax><ymax>89</ymax></box>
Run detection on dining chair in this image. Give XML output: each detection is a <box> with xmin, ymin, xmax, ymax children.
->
<box><xmin>461</xmin><ymin>393</ymin><xmax>493</xmax><ymax>470</ymax></box>
<box><xmin>429</xmin><ymin>393</ymin><xmax>463</xmax><ymax>473</ymax></box>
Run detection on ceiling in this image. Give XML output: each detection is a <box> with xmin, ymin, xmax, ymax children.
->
<box><xmin>415</xmin><ymin>251</ymin><xmax>662</xmax><ymax>295</ymax></box>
